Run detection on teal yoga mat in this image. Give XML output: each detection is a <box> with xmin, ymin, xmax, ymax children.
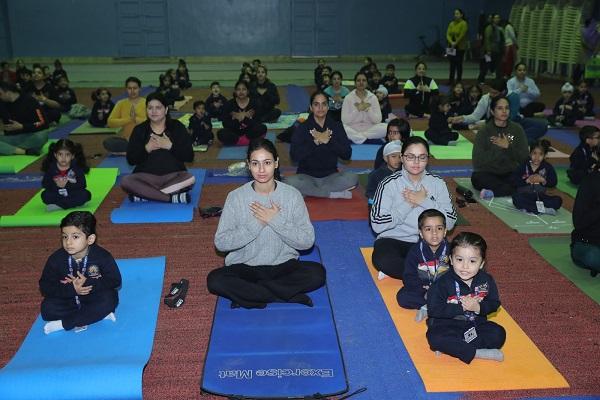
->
<box><xmin>0</xmin><ymin>168</ymin><xmax>118</xmax><ymax>227</ymax></box>
<box><xmin>454</xmin><ymin>177</ymin><xmax>574</xmax><ymax>234</ymax></box>
<box><xmin>555</xmin><ymin>166</ymin><xmax>578</xmax><ymax>198</ymax></box>
<box><xmin>0</xmin><ymin>256</ymin><xmax>165</xmax><ymax>400</ymax></box>
<box><xmin>413</xmin><ymin>131</ymin><xmax>473</xmax><ymax>160</ymax></box>
<box><xmin>529</xmin><ymin>237</ymin><xmax>600</xmax><ymax>304</ymax></box>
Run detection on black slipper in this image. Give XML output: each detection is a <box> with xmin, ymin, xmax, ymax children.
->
<box><xmin>200</xmin><ymin>206</ymin><xmax>223</xmax><ymax>219</ymax></box>
<box><xmin>164</xmin><ymin>279</ymin><xmax>189</xmax><ymax>308</ymax></box>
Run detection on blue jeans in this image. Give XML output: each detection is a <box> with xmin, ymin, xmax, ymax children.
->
<box><xmin>571</xmin><ymin>241</ymin><xmax>600</xmax><ymax>274</ymax></box>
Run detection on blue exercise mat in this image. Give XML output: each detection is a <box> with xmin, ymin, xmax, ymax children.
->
<box><xmin>0</xmin><ymin>173</ymin><xmax>42</xmax><ymax>189</ymax></box>
<box><xmin>0</xmin><ymin>256</ymin><xmax>165</xmax><ymax>400</ymax></box>
<box><xmin>110</xmin><ymin>168</ymin><xmax>206</xmax><ymax>224</ymax></box>
<box><xmin>48</xmin><ymin>119</ymin><xmax>85</xmax><ymax>139</ymax></box>
<box><xmin>544</xmin><ymin>129</ymin><xmax>580</xmax><ymax>148</ymax></box>
<box><xmin>201</xmin><ymin>246</ymin><xmax>348</xmax><ymax>399</ymax></box>
<box><xmin>98</xmin><ymin>155</ymin><xmax>134</xmax><ymax>175</ymax></box>
<box><xmin>217</xmin><ymin>146</ymin><xmax>248</xmax><ymax>160</ymax></box>
<box><xmin>286</xmin><ymin>84</ymin><xmax>310</xmax><ymax>113</ymax></box>
<box><xmin>351</xmin><ymin>144</ymin><xmax>381</xmax><ymax>160</ymax></box>
<box><xmin>429</xmin><ymin>165</ymin><xmax>473</xmax><ymax>177</ymax></box>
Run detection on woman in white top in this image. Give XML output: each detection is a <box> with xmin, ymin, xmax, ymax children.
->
<box><xmin>341</xmin><ymin>72</ymin><xmax>387</xmax><ymax>144</ymax></box>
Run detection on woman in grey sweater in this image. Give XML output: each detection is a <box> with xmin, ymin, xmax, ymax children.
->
<box><xmin>207</xmin><ymin>138</ymin><xmax>325</xmax><ymax>309</ymax></box>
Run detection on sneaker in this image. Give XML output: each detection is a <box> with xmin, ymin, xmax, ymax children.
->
<box><xmin>480</xmin><ymin>189</ymin><xmax>494</xmax><ymax>200</ymax></box>
<box><xmin>171</xmin><ymin>192</ymin><xmax>190</xmax><ymax>204</ymax></box>
<box><xmin>128</xmin><ymin>194</ymin><xmax>148</xmax><ymax>202</ymax></box>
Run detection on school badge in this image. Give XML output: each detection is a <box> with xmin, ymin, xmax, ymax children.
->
<box><xmin>87</xmin><ymin>264</ymin><xmax>102</xmax><ymax>279</ymax></box>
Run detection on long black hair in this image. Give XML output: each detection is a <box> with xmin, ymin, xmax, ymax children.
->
<box><xmin>246</xmin><ymin>138</ymin><xmax>281</xmax><ymax>181</ymax></box>
<box><xmin>41</xmin><ymin>139</ymin><xmax>89</xmax><ymax>173</ymax></box>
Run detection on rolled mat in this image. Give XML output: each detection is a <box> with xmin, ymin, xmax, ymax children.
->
<box><xmin>412</xmin><ymin>131</ymin><xmax>473</xmax><ymax>160</ymax></box>
<box><xmin>529</xmin><ymin>236</ymin><xmax>600</xmax><ymax>304</ymax></box>
<box><xmin>304</xmin><ymin>190</ymin><xmax>369</xmax><ymax>221</ymax></box>
<box><xmin>0</xmin><ymin>168</ymin><xmax>118</xmax><ymax>227</ymax></box>
<box><xmin>200</xmin><ymin>247</ymin><xmax>348</xmax><ymax>399</ymax></box>
<box><xmin>0</xmin><ymin>140</ymin><xmax>54</xmax><ymax>174</ymax></box>
<box><xmin>360</xmin><ymin>247</ymin><xmax>569</xmax><ymax>392</ymax></box>
<box><xmin>71</xmin><ymin>121</ymin><xmax>123</xmax><ymax>135</ymax></box>
<box><xmin>110</xmin><ymin>168</ymin><xmax>206</xmax><ymax>224</ymax></box>
<box><xmin>453</xmin><ymin>178</ymin><xmax>573</xmax><ymax>234</ymax></box>
<box><xmin>555</xmin><ymin>166</ymin><xmax>578</xmax><ymax>198</ymax></box>
<box><xmin>544</xmin><ymin>129</ymin><xmax>580</xmax><ymax>148</ymax></box>
<box><xmin>0</xmin><ymin>256</ymin><xmax>165</xmax><ymax>400</ymax></box>
<box><xmin>351</xmin><ymin>144</ymin><xmax>381</xmax><ymax>160</ymax></box>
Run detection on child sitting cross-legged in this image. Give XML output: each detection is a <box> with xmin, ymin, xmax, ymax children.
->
<box><xmin>366</xmin><ymin>140</ymin><xmax>402</xmax><ymax>209</ymax></box>
<box><xmin>397</xmin><ymin>209</ymin><xmax>450</xmax><ymax>322</ymax></box>
<box><xmin>39</xmin><ymin>211</ymin><xmax>121</xmax><ymax>334</ymax></box>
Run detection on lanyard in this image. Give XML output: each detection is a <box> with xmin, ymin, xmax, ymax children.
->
<box><xmin>68</xmin><ymin>254</ymin><xmax>88</xmax><ymax>308</ymax></box>
<box><xmin>419</xmin><ymin>241</ymin><xmax>446</xmax><ymax>285</ymax></box>
<box><xmin>454</xmin><ymin>281</ymin><xmax>476</xmax><ymax>322</ymax></box>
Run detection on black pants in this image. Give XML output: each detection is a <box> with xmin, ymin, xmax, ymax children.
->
<box><xmin>405</xmin><ymin>102</ymin><xmax>427</xmax><ymax>118</ymax></box>
<box><xmin>425</xmin><ymin>129</ymin><xmax>459</xmax><ymax>146</ymax></box>
<box><xmin>217</xmin><ymin>124</ymin><xmax>267</xmax><ymax>146</ymax></box>
<box><xmin>397</xmin><ymin>286</ymin><xmax>426</xmax><ymax>309</ymax></box>
<box><xmin>41</xmin><ymin>292</ymin><xmax>118</xmax><ymax>330</ymax></box>
<box><xmin>477</xmin><ymin>52</ymin><xmax>502</xmax><ymax>83</ymax></box>
<box><xmin>427</xmin><ymin>319</ymin><xmax>506</xmax><ymax>364</ymax></box>
<box><xmin>259</xmin><ymin>108</ymin><xmax>282</xmax><ymax>123</ymax></box>
<box><xmin>448</xmin><ymin>50</ymin><xmax>465</xmax><ymax>83</ymax></box>
<box><xmin>41</xmin><ymin>189</ymin><xmax>91</xmax><ymax>209</ymax></box>
<box><xmin>206</xmin><ymin>259</ymin><xmax>326</xmax><ymax>309</ymax></box>
<box><xmin>372</xmin><ymin>237</ymin><xmax>415</xmax><ymax>279</ymax></box>
<box><xmin>471</xmin><ymin>171</ymin><xmax>515</xmax><ymax>197</ymax></box>
<box><xmin>520</xmin><ymin>102</ymin><xmax>546</xmax><ymax>118</ymax></box>
<box><xmin>512</xmin><ymin>191</ymin><xmax>563</xmax><ymax>213</ymax></box>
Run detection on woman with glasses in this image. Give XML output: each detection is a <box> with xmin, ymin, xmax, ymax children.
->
<box><xmin>207</xmin><ymin>138</ymin><xmax>326</xmax><ymax>309</ymax></box>
<box><xmin>370</xmin><ymin>136</ymin><xmax>457</xmax><ymax>280</ymax></box>
<box><xmin>287</xmin><ymin>91</ymin><xmax>358</xmax><ymax>199</ymax></box>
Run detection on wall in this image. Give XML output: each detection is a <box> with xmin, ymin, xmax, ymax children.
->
<box><xmin>1</xmin><ymin>0</ymin><xmax>515</xmax><ymax>58</ymax></box>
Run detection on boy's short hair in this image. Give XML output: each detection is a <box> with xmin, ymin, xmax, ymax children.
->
<box><xmin>210</xmin><ymin>81</ymin><xmax>220</xmax><ymax>88</ymax></box>
<box><xmin>386</xmin><ymin>64</ymin><xmax>395</xmax><ymax>70</ymax></box>
<box><xmin>193</xmin><ymin>100</ymin><xmax>205</xmax><ymax>109</ymax></box>
<box><xmin>417</xmin><ymin>209</ymin><xmax>446</xmax><ymax>229</ymax></box>
<box><xmin>60</xmin><ymin>211</ymin><xmax>97</xmax><ymax>237</ymax></box>
<box><xmin>579</xmin><ymin>125</ymin><xmax>600</xmax><ymax>142</ymax></box>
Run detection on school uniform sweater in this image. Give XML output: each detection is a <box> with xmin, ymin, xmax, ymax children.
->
<box><xmin>506</xmin><ymin>77</ymin><xmax>541</xmax><ymax>108</ymax></box>
<box><xmin>472</xmin><ymin>120</ymin><xmax>529</xmax><ymax>175</ymax></box>
<box><xmin>381</xmin><ymin>75</ymin><xmax>399</xmax><ymax>93</ymax></box>
<box><xmin>575</xmin><ymin>91</ymin><xmax>595</xmax><ymax>117</ymax></box>
<box><xmin>55</xmin><ymin>87</ymin><xmax>77</xmax><ymax>112</ymax></box>
<box><xmin>365</xmin><ymin>164</ymin><xmax>396</xmax><ymax>203</ymax></box>
<box><xmin>341</xmin><ymin>90</ymin><xmax>382</xmax><ymax>132</ymax></box>
<box><xmin>88</xmin><ymin>100</ymin><xmax>115</xmax><ymax>127</ymax></box>
<box><xmin>107</xmin><ymin>98</ymin><xmax>147</xmax><ymax>139</ymax></box>
<box><xmin>126</xmin><ymin>119</ymin><xmax>193</xmax><ymax>175</ymax></box>
<box><xmin>290</xmin><ymin>113</ymin><xmax>352</xmax><ymax>178</ymax></box>
<box><xmin>403</xmin><ymin>238</ymin><xmax>450</xmax><ymax>297</ymax></box>
<box><xmin>42</xmin><ymin>162</ymin><xmax>88</xmax><ymax>193</ymax></box>
<box><xmin>568</xmin><ymin>142</ymin><xmax>597</xmax><ymax>184</ymax></box>
<box><xmin>215</xmin><ymin>181</ymin><xmax>314</xmax><ymax>266</ymax></box>
<box><xmin>0</xmin><ymin>94</ymin><xmax>48</xmax><ymax>134</ymax></box>
<box><xmin>552</xmin><ymin>97</ymin><xmax>582</xmax><ymax>126</ymax></box>
<box><xmin>188</xmin><ymin>113</ymin><xmax>213</xmax><ymax>144</ymax></box>
<box><xmin>511</xmin><ymin>159</ymin><xmax>558</xmax><ymax>191</ymax></box>
<box><xmin>370</xmin><ymin>167</ymin><xmax>457</xmax><ymax>243</ymax></box>
<box><xmin>205</xmin><ymin>93</ymin><xmax>228</xmax><ymax>120</ymax></box>
<box><xmin>39</xmin><ymin>244</ymin><xmax>121</xmax><ymax>306</ymax></box>
<box><xmin>572</xmin><ymin>171</ymin><xmax>600</xmax><ymax>246</ymax></box>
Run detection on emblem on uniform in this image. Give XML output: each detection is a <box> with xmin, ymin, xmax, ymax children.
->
<box><xmin>87</xmin><ymin>264</ymin><xmax>101</xmax><ymax>278</ymax></box>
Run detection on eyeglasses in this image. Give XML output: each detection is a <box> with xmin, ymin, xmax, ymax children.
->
<box><xmin>402</xmin><ymin>153</ymin><xmax>429</xmax><ymax>162</ymax></box>
<box><xmin>248</xmin><ymin>159</ymin><xmax>275</xmax><ymax>168</ymax></box>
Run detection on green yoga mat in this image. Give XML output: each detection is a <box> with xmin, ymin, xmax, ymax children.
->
<box><xmin>0</xmin><ymin>141</ymin><xmax>55</xmax><ymax>174</ymax></box>
<box><xmin>71</xmin><ymin>121</ymin><xmax>122</xmax><ymax>135</ymax></box>
<box><xmin>178</xmin><ymin>113</ymin><xmax>306</xmax><ymax>131</ymax></box>
<box><xmin>412</xmin><ymin>131</ymin><xmax>473</xmax><ymax>160</ymax></box>
<box><xmin>555</xmin><ymin>166</ymin><xmax>578</xmax><ymax>198</ymax></box>
<box><xmin>454</xmin><ymin>177</ymin><xmax>573</xmax><ymax>234</ymax></box>
<box><xmin>0</xmin><ymin>168</ymin><xmax>118</xmax><ymax>227</ymax></box>
<box><xmin>529</xmin><ymin>236</ymin><xmax>600</xmax><ymax>304</ymax></box>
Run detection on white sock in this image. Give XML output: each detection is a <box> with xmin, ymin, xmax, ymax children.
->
<box><xmin>104</xmin><ymin>312</ymin><xmax>116</xmax><ymax>322</ymax></box>
<box><xmin>329</xmin><ymin>190</ymin><xmax>352</xmax><ymax>199</ymax></box>
<box><xmin>377</xmin><ymin>271</ymin><xmax>388</xmax><ymax>281</ymax></box>
<box><xmin>44</xmin><ymin>320</ymin><xmax>64</xmax><ymax>334</ymax></box>
<box><xmin>475</xmin><ymin>348</ymin><xmax>504</xmax><ymax>362</ymax></box>
<box><xmin>415</xmin><ymin>305</ymin><xmax>428</xmax><ymax>322</ymax></box>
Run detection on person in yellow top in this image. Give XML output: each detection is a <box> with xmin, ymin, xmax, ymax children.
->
<box><xmin>446</xmin><ymin>8</ymin><xmax>468</xmax><ymax>85</ymax></box>
<box><xmin>103</xmin><ymin>76</ymin><xmax>147</xmax><ymax>154</ymax></box>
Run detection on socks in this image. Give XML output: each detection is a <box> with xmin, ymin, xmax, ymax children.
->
<box><xmin>128</xmin><ymin>194</ymin><xmax>148</xmax><ymax>203</ymax></box>
<box><xmin>104</xmin><ymin>312</ymin><xmax>116</xmax><ymax>322</ymax></box>
<box><xmin>415</xmin><ymin>305</ymin><xmax>428</xmax><ymax>322</ymax></box>
<box><xmin>46</xmin><ymin>204</ymin><xmax>63</xmax><ymax>212</ymax></box>
<box><xmin>171</xmin><ymin>192</ymin><xmax>190</xmax><ymax>204</ymax></box>
<box><xmin>480</xmin><ymin>189</ymin><xmax>494</xmax><ymax>200</ymax></box>
<box><xmin>377</xmin><ymin>271</ymin><xmax>388</xmax><ymax>281</ymax></box>
<box><xmin>329</xmin><ymin>190</ymin><xmax>352</xmax><ymax>199</ymax></box>
<box><xmin>475</xmin><ymin>348</ymin><xmax>504</xmax><ymax>362</ymax></box>
<box><xmin>43</xmin><ymin>320</ymin><xmax>64</xmax><ymax>334</ymax></box>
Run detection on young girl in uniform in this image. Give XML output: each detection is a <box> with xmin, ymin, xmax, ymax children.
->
<box><xmin>41</xmin><ymin>139</ymin><xmax>91</xmax><ymax>211</ymax></box>
<box><xmin>425</xmin><ymin>95</ymin><xmax>459</xmax><ymax>146</ymax></box>
<box><xmin>207</xmin><ymin>138</ymin><xmax>326</xmax><ymax>309</ymax></box>
<box><xmin>511</xmin><ymin>139</ymin><xmax>562</xmax><ymax>215</ymax></box>
<box><xmin>426</xmin><ymin>232</ymin><xmax>506</xmax><ymax>364</ymax></box>
<box><xmin>404</xmin><ymin>62</ymin><xmax>439</xmax><ymax>118</ymax></box>
<box><xmin>89</xmin><ymin>88</ymin><xmax>114</xmax><ymax>127</ymax></box>
<box><xmin>40</xmin><ymin>211</ymin><xmax>121</xmax><ymax>334</ymax></box>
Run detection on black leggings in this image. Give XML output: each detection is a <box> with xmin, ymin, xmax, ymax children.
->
<box><xmin>206</xmin><ymin>259</ymin><xmax>326</xmax><ymax>309</ymax></box>
<box><xmin>371</xmin><ymin>237</ymin><xmax>415</xmax><ymax>279</ymax></box>
<box><xmin>217</xmin><ymin>123</ymin><xmax>267</xmax><ymax>146</ymax></box>
<box><xmin>448</xmin><ymin>50</ymin><xmax>465</xmax><ymax>82</ymax></box>
<box><xmin>471</xmin><ymin>171</ymin><xmax>515</xmax><ymax>197</ymax></box>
